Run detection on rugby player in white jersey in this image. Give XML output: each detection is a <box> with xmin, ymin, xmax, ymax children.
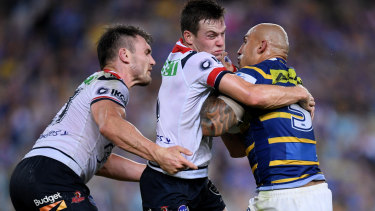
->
<box><xmin>139</xmin><ymin>1</ymin><xmax>315</xmax><ymax>211</ymax></box>
<box><xmin>201</xmin><ymin>23</ymin><xmax>332</xmax><ymax>211</ymax></box>
<box><xmin>9</xmin><ymin>24</ymin><xmax>197</xmax><ymax>211</ymax></box>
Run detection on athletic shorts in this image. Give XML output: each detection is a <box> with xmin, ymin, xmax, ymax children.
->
<box><xmin>248</xmin><ymin>182</ymin><xmax>332</xmax><ymax>211</ymax></box>
<box><xmin>140</xmin><ymin>166</ymin><xmax>226</xmax><ymax>211</ymax></box>
<box><xmin>9</xmin><ymin>156</ymin><xmax>98</xmax><ymax>211</ymax></box>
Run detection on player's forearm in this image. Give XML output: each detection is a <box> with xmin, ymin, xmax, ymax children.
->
<box><xmin>96</xmin><ymin>153</ymin><xmax>146</xmax><ymax>181</ymax></box>
<box><xmin>252</xmin><ymin>84</ymin><xmax>308</xmax><ymax>109</ymax></box>
<box><xmin>219</xmin><ymin>74</ymin><xmax>309</xmax><ymax>109</ymax></box>
<box><xmin>100</xmin><ymin>118</ymin><xmax>160</xmax><ymax>162</ymax></box>
<box><xmin>221</xmin><ymin>133</ymin><xmax>246</xmax><ymax>158</ymax></box>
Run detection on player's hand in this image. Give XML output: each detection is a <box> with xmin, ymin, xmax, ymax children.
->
<box><xmin>297</xmin><ymin>85</ymin><xmax>315</xmax><ymax>113</ymax></box>
<box><xmin>154</xmin><ymin>146</ymin><xmax>198</xmax><ymax>175</ymax></box>
<box><xmin>218</xmin><ymin>52</ymin><xmax>236</xmax><ymax>72</ymax></box>
<box><xmin>310</xmin><ymin>105</ymin><xmax>315</xmax><ymax>120</ymax></box>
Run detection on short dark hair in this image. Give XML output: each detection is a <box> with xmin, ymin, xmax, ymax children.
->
<box><xmin>180</xmin><ymin>0</ymin><xmax>225</xmax><ymax>35</ymax></box>
<box><xmin>97</xmin><ymin>24</ymin><xmax>152</xmax><ymax>69</ymax></box>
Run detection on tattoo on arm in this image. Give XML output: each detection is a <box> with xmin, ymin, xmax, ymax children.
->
<box><xmin>200</xmin><ymin>95</ymin><xmax>238</xmax><ymax>136</ymax></box>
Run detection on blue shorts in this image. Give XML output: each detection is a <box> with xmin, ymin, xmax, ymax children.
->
<box><xmin>140</xmin><ymin>166</ymin><xmax>226</xmax><ymax>211</ymax></box>
<box><xmin>9</xmin><ymin>156</ymin><xmax>98</xmax><ymax>211</ymax></box>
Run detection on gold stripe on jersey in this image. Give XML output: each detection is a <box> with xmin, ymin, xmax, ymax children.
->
<box><xmin>243</xmin><ymin>66</ymin><xmax>272</xmax><ymax>79</ymax></box>
<box><xmin>246</xmin><ymin>142</ymin><xmax>255</xmax><ymax>156</ymax></box>
<box><xmin>251</xmin><ymin>163</ymin><xmax>258</xmax><ymax>173</ymax></box>
<box><xmin>268</xmin><ymin>137</ymin><xmax>316</xmax><ymax>144</ymax></box>
<box><xmin>271</xmin><ymin>174</ymin><xmax>310</xmax><ymax>184</ymax></box>
<box><xmin>259</xmin><ymin>112</ymin><xmax>303</xmax><ymax>122</ymax></box>
<box><xmin>269</xmin><ymin>160</ymin><xmax>320</xmax><ymax>166</ymax></box>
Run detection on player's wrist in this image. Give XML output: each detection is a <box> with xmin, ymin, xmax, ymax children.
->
<box><xmin>294</xmin><ymin>85</ymin><xmax>309</xmax><ymax>102</ymax></box>
<box><xmin>149</xmin><ymin>144</ymin><xmax>165</xmax><ymax>163</ymax></box>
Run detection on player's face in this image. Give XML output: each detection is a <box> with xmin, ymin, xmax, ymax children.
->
<box><xmin>129</xmin><ymin>35</ymin><xmax>156</xmax><ymax>86</ymax></box>
<box><xmin>237</xmin><ymin>29</ymin><xmax>258</xmax><ymax>68</ymax></box>
<box><xmin>191</xmin><ymin>18</ymin><xmax>226</xmax><ymax>60</ymax></box>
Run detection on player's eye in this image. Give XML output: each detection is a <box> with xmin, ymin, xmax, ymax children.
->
<box><xmin>207</xmin><ymin>34</ymin><xmax>217</xmax><ymax>39</ymax></box>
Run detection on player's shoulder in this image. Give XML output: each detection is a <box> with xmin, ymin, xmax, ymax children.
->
<box><xmin>239</xmin><ymin>58</ymin><xmax>281</xmax><ymax>75</ymax></box>
<box><xmin>235</xmin><ymin>61</ymin><xmax>273</xmax><ymax>84</ymax></box>
<box><xmin>184</xmin><ymin>51</ymin><xmax>218</xmax><ymax>63</ymax></box>
<box><xmin>183</xmin><ymin>51</ymin><xmax>222</xmax><ymax>70</ymax></box>
<box><xmin>261</xmin><ymin>58</ymin><xmax>288</xmax><ymax>70</ymax></box>
<box><xmin>239</xmin><ymin>63</ymin><xmax>269</xmax><ymax>75</ymax></box>
<box><xmin>86</xmin><ymin>70</ymin><xmax>127</xmax><ymax>87</ymax></box>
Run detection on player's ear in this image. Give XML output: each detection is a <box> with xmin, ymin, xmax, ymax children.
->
<box><xmin>119</xmin><ymin>48</ymin><xmax>130</xmax><ymax>64</ymax></box>
<box><xmin>257</xmin><ymin>40</ymin><xmax>267</xmax><ymax>54</ymax></box>
<box><xmin>183</xmin><ymin>30</ymin><xmax>194</xmax><ymax>45</ymax></box>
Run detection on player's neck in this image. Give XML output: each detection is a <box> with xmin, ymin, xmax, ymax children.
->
<box><xmin>102</xmin><ymin>65</ymin><xmax>134</xmax><ymax>88</ymax></box>
<box><xmin>262</xmin><ymin>53</ymin><xmax>287</xmax><ymax>63</ymax></box>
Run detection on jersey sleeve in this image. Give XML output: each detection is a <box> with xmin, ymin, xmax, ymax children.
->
<box><xmin>235</xmin><ymin>65</ymin><xmax>269</xmax><ymax>85</ymax></box>
<box><xmin>89</xmin><ymin>75</ymin><xmax>130</xmax><ymax>108</ymax></box>
<box><xmin>182</xmin><ymin>52</ymin><xmax>232</xmax><ymax>89</ymax></box>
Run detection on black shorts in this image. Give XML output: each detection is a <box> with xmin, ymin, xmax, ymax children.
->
<box><xmin>140</xmin><ymin>166</ymin><xmax>226</xmax><ymax>211</ymax></box>
<box><xmin>9</xmin><ymin>156</ymin><xmax>98</xmax><ymax>211</ymax></box>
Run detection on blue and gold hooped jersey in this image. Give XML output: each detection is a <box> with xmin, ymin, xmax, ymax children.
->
<box><xmin>236</xmin><ymin>58</ymin><xmax>325</xmax><ymax>191</ymax></box>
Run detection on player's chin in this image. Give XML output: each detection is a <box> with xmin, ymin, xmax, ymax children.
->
<box><xmin>139</xmin><ymin>77</ymin><xmax>152</xmax><ymax>86</ymax></box>
<box><xmin>214</xmin><ymin>54</ymin><xmax>223</xmax><ymax>61</ymax></box>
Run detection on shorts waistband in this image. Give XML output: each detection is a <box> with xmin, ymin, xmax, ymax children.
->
<box><xmin>24</xmin><ymin>147</ymin><xmax>84</xmax><ymax>179</ymax></box>
<box><xmin>147</xmin><ymin>161</ymin><xmax>208</xmax><ymax>179</ymax></box>
<box><xmin>258</xmin><ymin>182</ymin><xmax>328</xmax><ymax>197</ymax></box>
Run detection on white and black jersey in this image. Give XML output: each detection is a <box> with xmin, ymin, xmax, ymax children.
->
<box><xmin>152</xmin><ymin>39</ymin><xmax>231</xmax><ymax>179</ymax></box>
<box><xmin>25</xmin><ymin>69</ymin><xmax>129</xmax><ymax>183</ymax></box>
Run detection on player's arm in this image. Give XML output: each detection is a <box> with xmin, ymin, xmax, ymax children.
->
<box><xmin>96</xmin><ymin>153</ymin><xmax>146</xmax><ymax>181</ymax></box>
<box><xmin>91</xmin><ymin>100</ymin><xmax>198</xmax><ymax>174</ymax></box>
<box><xmin>200</xmin><ymin>95</ymin><xmax>246</xmax><ymax>157</ymax></box>
<box><xmin>218</xmin><ymin>73</ymin><xmax>314</xmax><ymax>111</ymax></box>
<box><xmin>221</xmin><ymin>133</ymin><xmax>246</xmax><ymax>158</ymax></box>
<box><xmin>200</xmin><ymin>94</ymin><xmax>239</xmax><ymax>136</ymax></box>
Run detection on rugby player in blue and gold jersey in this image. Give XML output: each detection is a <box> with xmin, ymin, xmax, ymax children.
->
<box><xmin>201</xmin><ymin>23</ymin><xmax>332</xmax><ymax>211</ymax></box>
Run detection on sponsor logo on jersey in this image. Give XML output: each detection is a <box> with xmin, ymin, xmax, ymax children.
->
<box><xmin>178</xmin><ymin>205</ymin><xmax>189</xmax><ymax>211</ymax></box>
<box><xmin>97</xmin><ymin>87</ymin><xmax>109</xmax><ymax>95</ymax></box>
<box><xmin>71</xmin><ymin>191</ymin><xmax>85</xmax><ymax>203</ymax></box>
<box><xmin>39</xmin><ymin>130</ymin><xmax>68</xmax><ymax>139</ymax></box>
<box><xmin>208</xmin><ymin>180</ymin><xmax>220</xmax><ymax>195</ymax></box>
<box><xmin>34</xmin><ymin>192</ymin><xmax>62</xmax><ymax>207</ymax></box>
<box><xmin>88</xmin><ymin>195</ymin><xmax>96</xmax><ymax>207</ymax></box>
<box><xmin>110</xmin><ymin>89</ymin><xmax>126</xmax><ymax>104</ymax></box>
<box><xmin>156</xmin><ymin>134</ymin><xmax>172</xmax><ymax>144</ymax></box>
<box><xmin>160</xmin><ymin>206</ymin><xmax>168</xmax><ymax>211</ymax></box>
<box><xmin>269</xmin><ymin>68</ymin><xmax>302</xmax><ymax>85</ymax></box>
<box><xmin>39</xmin><ymin>200</ymin><xmax>67</xmax><ymax>211</ymax></box>
<box><xmin>200</xmin><ymin>59</ymin><xmax>211</xmax><ymax>70</ymax></box>
<box><xmin>84</xmin><ymin>75</ymin><xmax>98</xmax><ymax>85</ymax></box>
<box><xmin>162</xmin><ymin>60</ymin><xmax>179</xmax><ymax>76</ymax></box>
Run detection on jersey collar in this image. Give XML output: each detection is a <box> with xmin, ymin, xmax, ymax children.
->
<box><xmin>171</xmin><ymin>38</ymin><xmax>193</xmax><ymax>54</ymax></box>
<box><xmin>103</xmin><ymin>69</ymin><xmax>122</xmax><ymax>79</ymax></box>
<box><xmin>268</xmin><ymin>57</ymin><xmax>287</xmax><ymax>64</ymax></box>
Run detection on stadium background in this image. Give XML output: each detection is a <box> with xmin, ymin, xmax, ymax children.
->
<box><xmin>1</xmin><ymin>0</ymin><xmax>374</xmax><ymax>210</ymax></box>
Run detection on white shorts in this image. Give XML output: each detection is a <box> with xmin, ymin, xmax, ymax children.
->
<box><xmin>248</xmin><ymin>183</ymin><xmax>332</xmax><ymax>211</ymax></box>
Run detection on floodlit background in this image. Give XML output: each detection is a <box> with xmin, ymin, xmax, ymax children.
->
<box><xmin>1</xmin><ymin>0</ymin><xmax>375</xmax><ymax>210</ymax></box>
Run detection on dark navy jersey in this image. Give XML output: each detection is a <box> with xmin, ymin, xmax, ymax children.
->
<box><xmin>235</xmin><ymin>58</ymin><xmax>325</xmax><ymax>190</ymax></box>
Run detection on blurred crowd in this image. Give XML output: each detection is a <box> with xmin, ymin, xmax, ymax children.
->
<box><xmin>1</xmin><ymin>0</ymin><xmax>375</xmax><ymax>210</ymax></box>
